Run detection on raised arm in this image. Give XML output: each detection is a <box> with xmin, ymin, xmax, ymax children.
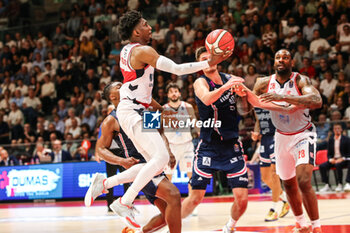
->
<box><xmin>194</xmin><ymin>76</ymin><xmax>244</xmax><ymax>106</ymax></box>
<box><xmin>131</xmin><ymin>45</ymin><xmax>232</xmax><ymax>76</ymax></box>
<box><xmin>259</xmin><ymin>74</ymin><xmax>322</xmax><ymax>109</ymax></box>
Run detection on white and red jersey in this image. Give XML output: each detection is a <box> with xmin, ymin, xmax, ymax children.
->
<box><xmin>267</xmin><ymin>72</ymin><xmax>312</xmax><ymax>134</ymax></box>
<box><xmin>163</xmin><ymin>101</ymin><xmax>193</xmax><ymax>144</ymax></box>
<box><xmin>119</xmin><ymin>43</ymin><xmax>154</xmax><ymax>104</ymax></box>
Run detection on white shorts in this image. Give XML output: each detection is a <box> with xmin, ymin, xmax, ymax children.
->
<box><xmin>164</xmin><ymin>141</ymin><xmax>194</xmax><ymax>174</ymax></box>
<box><xmin>274</xmin><ymin>126</ymin><xmax>316</xmax><ymax>180</ymax></box>
<box><xmin>117</xmin><ymin>100</ymin><xmax>169</xmax><ymax>167</ymax></box>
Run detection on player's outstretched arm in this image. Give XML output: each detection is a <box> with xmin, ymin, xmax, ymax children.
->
<box><xmin>194</xmin><ymin>76</ymin><xmax>244</xmax><ymax>106</ymax></box>
<box><xmin>259</xmin><ymin>75</ymin><xmax>322</xmax><ymax>109</ymax></box>
<box><xmin>133</xmin><ymin>45</ymin><xmax>231</xmax><ymax>76</ymax></box>
<box><xmin>96</xmin><ymin>116</ymin><xmax>139</xmax><ymax>168</ymax></box>
<box><xmin>235</xmin><ymin>78</ymin><xmax>298</xmax><ymax>113</ymax></box>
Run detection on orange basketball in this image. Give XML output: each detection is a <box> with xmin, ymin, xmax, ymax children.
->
<box><xmin>205</xmin><ymin>29</ymin><xmax>235</xmax><ymax>54</ymax></box>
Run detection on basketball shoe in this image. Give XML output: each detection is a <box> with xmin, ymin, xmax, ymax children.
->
<box><xmin>279</xmin><ymin>202</ymin><xmax>290</xmax><ymax>218</ymax></box>
<box><xmin>110</xmin><ymin>197</ymin><xmax>140</xmax><ymax>228</ymax></box>
<box><xmin>222</xmin><ymin>224</ymin><xmax>235</xmax><ymax>233</ymax></box>
<box><xmin>265</xmin><ymin>209</ymin><xmax>278</xmax><ymax>222</ymax></box>
<box><xmin>293</xmin><ymin>222</ymin><xmax>312</xmax><ymax>233</ymax></box>
<box><xmin>84</xmin><ymin>173</ymin><xmax>108</xmax><ymax>207</ymax></box>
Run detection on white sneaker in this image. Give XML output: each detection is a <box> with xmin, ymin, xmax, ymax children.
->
<box><xmin>110</xmin><ymin>197</ymin><xmax>140</xmax><ymax>228</ymax></box>
<box><xmin>84</xmin><ymin>173</ymin><xmax>108</xmax><ymax>207</ymax></box>
<box><xmin>335</xmin><ymin>183</ymin><xmax>343</xmax><ymax>192</ymax></box>
<box><xmin>223</xmin><ymin>224</ymin><xmax>235</xmax><ymax>233</ymax></box>
<box><xmin>344</xmin><ymin>183</ymin><xmax>350</xmax><ymax>192</ymax></box>
<box><xmin>319</xmin><ymin>184</ymin><xmax>331</xmax><ymax>193</ymax></box>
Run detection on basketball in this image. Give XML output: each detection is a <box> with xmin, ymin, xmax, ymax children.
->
<box><xmin>205</xmin><ymin>29</ymin><xmax>235</xmax><ymax>54</ymax></box>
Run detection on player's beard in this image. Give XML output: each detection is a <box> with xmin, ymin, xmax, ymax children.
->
<box><xmin>276</xmin><ymin>67</ymin><xmax>290</xmax><ymax>76</ymax></box>
<box><xmin>170</xmin><ymin>96</ymin><xmax>180</xmax><ymax>102</ymax></box>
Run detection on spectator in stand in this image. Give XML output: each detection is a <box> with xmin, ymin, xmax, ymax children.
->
<box><xmin>279</xmin><ymin>17</ymin><xmax>299</xmax><ymax>48</ymax></box>
<box><xmin>0</xmin><ymin>89</ymin><xmax>11</xmax><ymax>113</ymax></box>
<box><xmin>238</xmin><ymin>26</ymin><xmax>256</xmax><ymax>48</ymax></box>
<box><xmin>48</xmin><ymin>123</ymin><xmax>63</xmax><ymax>140</ymax></box>
<box><xmin>181</xmin><ymin>45</ymin><xmax>195</xmax><ymax>63</ymax></box>
<box><xmin>310</xmin><ymin>30</ymin><xmax>331</xmax><ymax>55</ymax></box>
<box><xmin>339</xmin><ymin>25</ymin><xmax>350</xmax><ymax>53</ymax></box>
<box><xmin>152</xmin><ymin>23</ymin><xmax>165</xmax><ymax>47</ymax></box>
<box><xmin>79</xmin><ymin>24</ymin><xmax>94</xmax><ymax>41</ymax></box>
<box><xmin>68</xmin><ymin>96</ymin><xmax>84</xmax><ymax>117</ymax></box>
<box><xmin>244</xmin><ymin>65</ymin><xmax>258</xmax><ymax>90</ymax></box>
<box><xmin>53</xmin><ymin>114</ymin><xmax>65</xmax><ymax>135</ymax></box>
<box><xmin>40</xmin><ymin>74</ymin><xmax>55</xmax><ymax>114</ymax></box>
<box><xmin>316</xmin><ymin>113</ymin><xmax>330</xmax><ymax>150</ymax></box>
<box><xmin>164</xmin><ymin>23</ymin><xmax>180</xmax><ymax>46</ymax></box>
<box><xmin>57</xmin><ymin>99</ymin><xmax>67</xmax><ymax>120</ymax></box>
<box><xmin>92</xmin><ymin>91</ymin><xmax>107</xmax><ymax>116</ymax></box>
<box><xmin>293</xmin><ymin>4</ymin><xmax>307</xmax><ymax>29</ymax></box>
<box><xmin>166</xmin><ymin>34</ymin><xmax>183</xmax><ymax>56</ymax></box>
<box><xmin>176</xmin><ymin>0</ymin><xmax>190</xmax><ymax>25</ymax></box>
<box><xmin>20</xmin><ymin>123</ymin><xmax>36</xmax><ymax>144</ymax></box>
<box><xmin>62</xmin><ymin>133</ymin><xmax>79</xmax><ymax>158</ymax></box>
<box><xmin>50</xmin><ymin>139</ymin><xmax>72</xmax><ymax>163</ymax></box>
<box><xmin>11</xmin><ymin>90</ymin><xmax>24</xmax><ymax>108</ymax></box>
<box><xmin>36</xmin><ymin>122</ymin><xmax>50</xmax><ymax>142</ymax></box>
<box><xmin>299</xmin><ymin>57</ymin><xmax>316</xmax><ymax>79</ymax></box>
<box><xmin>294</xmin><ymin>44</ymin><xmax>311</xmax><ymax>71</ymax></box>
<box><xmin>82</xmin><ymin>107</ymin><xmax>96</xmax><ymax>132</ymax></box>
<box><xmin>33</xmin><ymin>143</ymin><xmax>51</xmax><ymax>163</ymax></box>
<box><xmin>0</xmin><ymin>149</ymin><xmax>19</xmax><ymax>166</ymax></box>
<box><xmin>16</xmin><ymin>66</ymin><xmax>30</xmax><ymax>86</ymax></box>
<box><xmin>319</xmin><ymin>124</ymin><xmax>350</xmax><ymax>192</ymax></box>
<box><xmin>303</xmin><ymin>17</ymin><xmax>320</xmax><ymax>42</ymax></box>
<box><xmin>320</xmin><ymin>70</ymin><xmax>338</xmax><ymax>102</ymax></box>
<box><xmin>67</xmin><ymin>118</ymin><xmax>81</xmax><ymax>140</ymax></box>
<box><xmin>319</xmin><ymin>16</ymin><xmax>336</xmax><ymax>46</ymax></box>
<box><xmin>0</xmin><ymin>113</ymin><xmax>10</xmax><ymax>145</ymax></box>
<box><xmin>65</xmin><ymin>108</ymin><xmax>81</xmax><ymax>129</ymax></box>
<box><xmin>157</xmin><ymin>0</ymin><xmax>178</xmax><ymax>27</ymax></box>
<box><xmin>94</xmin><ymin>21</ymin><xmax>109</xmax><ymax>58</ymax></box>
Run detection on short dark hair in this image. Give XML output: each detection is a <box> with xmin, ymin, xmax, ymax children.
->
<box><xmin>118</xmin><ymin>10</ymin><xmax>142</xmax><ymax>41</ymax></box>
<box><xmin>102</xmin><ymin>82</ymin><xmax>122</xmax><ymax>102</ymax></box>
<box><xmin>166</xmin><ymin>83</ymin><xmax>180</xmax><ymax>94</ymax></box>
<box><xmin>195</xmin><ymin>46</ymin><xmax>207</xmax><ymax>61</ymax></box>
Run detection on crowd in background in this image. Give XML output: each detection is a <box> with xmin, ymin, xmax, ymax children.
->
<box><xmin>0</xmin><ymin>0</ymin><xmax>349</xmax><ymax>166</ymax></box>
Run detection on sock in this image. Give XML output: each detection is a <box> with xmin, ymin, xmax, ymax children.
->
<box><xmin>105</xmin><ymin>164</ymin><xmax>145</xmax><ymax>189</ymax></box>
<box><xmin>121</xmin><ymin>188</ymin><xmax>139</xmax><ymax>205</ymax></box>
<box><xmin>295</xmin><ymin>214</ymin><xmax>308</xmax><ymax>228</ymax></box>
<box><xmin>311</xmin><ymin>219</ymin><xmax>321</xmax><ymax>229</ymax></box>
<box><xmin>271</xmin><ymin>201</ymin><xmax>278</xmax><ymax>211</ymax></box>
<box><xmin>226</xmin><ymin>217</ymin><xmax>237</xmax><ymax>229</ymax></box>
<box><xmin>280</xmin><ymin>191</ymin><xmax>287</xmax><ymax>203</ymax></box>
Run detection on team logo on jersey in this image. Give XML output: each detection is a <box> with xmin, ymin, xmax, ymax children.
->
<box><xmin>289</xmin><ymin>81</ymin><xmax>294</xmax><ymax>88</ymax></box>
<box><xmin>202</xmin><ymin>157</ymin><xmax>211</xmax><ymax>166</ymax></box>
<box><xmin>270</xmin><ymin>83</ymin><xmax>275</xmax><ymax>89</ymax></box>
<box><xmin>143</xmin><ymin>111</ymin><xmax>161</xmax><ymax>129</ymax></box>
<box><xmin>234</xmin><ymin>144</ymin><xmax>240</xmax><ymax>152</ymax></box>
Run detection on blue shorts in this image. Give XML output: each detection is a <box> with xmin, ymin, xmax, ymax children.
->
<box><xmin>259</xmin><ymin>135</ymin><xmax>275</xmax><ymax>167</ymax></box>
<box><xmin>141</xmin><ymin>172</ymin><xmax>166</xmax><ymax>205</ymax></box>
<box><xmin>190</xmin><ymin>139</ymin><xmax>248</xmax><ymax>190</ymax></box>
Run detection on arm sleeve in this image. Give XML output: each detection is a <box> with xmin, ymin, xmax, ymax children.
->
<box><xmin>156</xmin><ymin>55</ymin><xmax>210</xmax><ymax>76</ymax></box>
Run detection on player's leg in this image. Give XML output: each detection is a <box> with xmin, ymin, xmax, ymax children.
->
<box><xmin>178</xmin><ymin>141</ymin><xmax>194</xmax><ymax>195</ymax></box>
<box><xmin>85</xmin><ymin>163</ymin><xmax>145</xmax><ymax>207</ymax></box>
<box><xmin>270</xmin><ymin>163</ymin><xmax>289</xmax><ymax>218</ymax></box>
<box><xmin>139</xmin><ymin>199</ymin><xmax>167</xmax><ymax>233</ymax></box>
<box><xmin>181</xmin><ymin>140</ymin><xmax>211</xmax><ymax>218</ymax></box>
<box><xmin>275</xmin><ymin>132</ymin><xmax>310</xmax><ymax>231</ymax></box>
<box><xmin>294</xmin><ymin>130</ymin><xmax>321</xmax><ymax>232</ymax></box>
<box><xmin>223</xmin><ymin>156</ymin><xmax>248</xmax><ymax>233</ymax></box>
<box><xmin>106</xmin><ymin>162</ymin><xmax>118</xmax><ymax>210</ymax></box>
<box><xmin>154</xmin><ymin>178</ymin><xmax>182</xmax><ymax>233</ymax></box>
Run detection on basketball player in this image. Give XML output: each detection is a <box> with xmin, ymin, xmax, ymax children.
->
<box><xmin>85</xmin><ymin>82</ymin><xmax>181</xmax><ymax>233</ymax></box>
<box><xmin>163</xmin><ymin>83</ymin><xmax>198</xmax><ymax>187</ymax></box>
<box><xmin>252</xmin><ymin>107</ymin><xmax>289</xmax><ymax>221</ymax></box>
<box><xmin>235</xmin><ymin>49</ymin><xmax>323</xmax><ymax>233</ymax></box>
<box><xmin>178</xmin><ymin>47</ymin><xmax>252</xmax><ymax>233</ymax></box>
<box><xmin>114</xmin><ymin>10</ymin><xmax>231</xmax><ymax>229</ymax></box>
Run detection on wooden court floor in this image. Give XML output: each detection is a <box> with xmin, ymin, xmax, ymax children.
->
<box><xmin>1</xmin><ymin>193</ymin><xmax>350</xmax><ymax>233</ymax></box>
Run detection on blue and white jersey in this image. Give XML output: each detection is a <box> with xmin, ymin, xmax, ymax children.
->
<box><xmin>255</xmin><ymin>108</ymin><xmax>275</xmax><ymax>136</ymax></box>
<box><xmin>195</xmin><ymin>72</ymin><xmax>240</xmax><ymax>142</ymax></box>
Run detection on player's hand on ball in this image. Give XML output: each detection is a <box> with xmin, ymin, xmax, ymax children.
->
<box><xmin>122</xmin><ymin>157</ymin><xmax>140</xmax><ymax>169</ymax></box>
<box><xmin>208</xmin><ymin>47</ymin><xmax>233</xmax><ymax>66</ymax></box>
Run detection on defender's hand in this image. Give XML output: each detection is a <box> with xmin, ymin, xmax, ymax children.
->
<box><xmin>121</xmin><ymin>157</ymin><xmax>140</xmax><ymax>169</ymax></box>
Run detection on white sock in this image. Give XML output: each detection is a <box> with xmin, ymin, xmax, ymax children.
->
<box><xmin>226</xmin><ymin>217</ymin><xmax>237</xmax><ymax>229</ymax></box>
<box><xmin>105</xmin><ymin>164</ymin><xmax>145</xmax><ymax>189</ymax></box>
<box><xmin>311</xmin><ymin>219</ymin><xmax>321</xmax><ymax>229</ymax></box>
<box><xmin>295</xmin><ymin>214</ymin><xmax>308</xmax><ymax>228</ymax></box>
<box><xmin>280</xmin><ymin>191</ymin><xmax>287</xmax><ymax>203</ymax></box>
<box><xmin>271</xmin><ymin>201</ymin><xmax>278</xmax><ymax>211</ymax></box>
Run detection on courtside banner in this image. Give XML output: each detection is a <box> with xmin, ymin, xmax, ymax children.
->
<box><xmin>0</xmin><ymin>162</ymin><xmax>213</xmax><ymax>201</ymax></box>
